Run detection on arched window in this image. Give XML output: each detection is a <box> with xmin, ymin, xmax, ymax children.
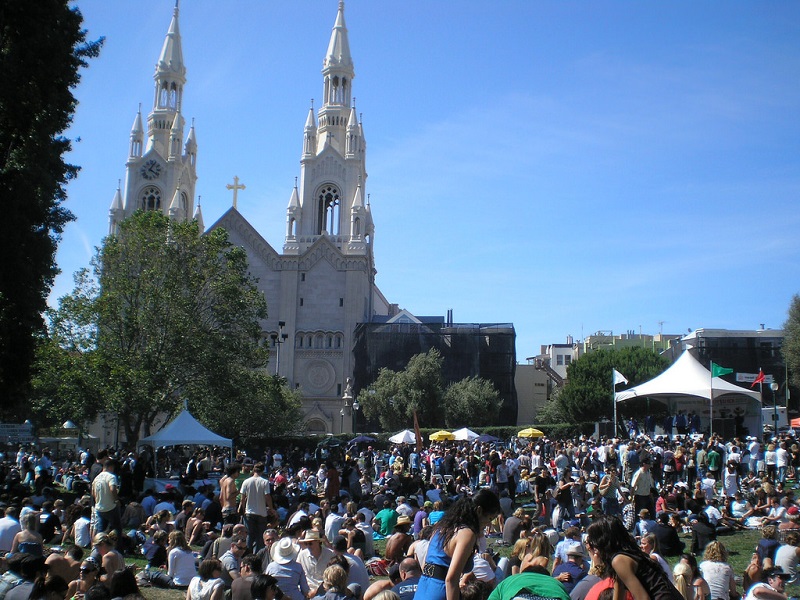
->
<box><xmin>141</xmin><ymin>186</ymin><xmax>162</xmax><ymax>211</ymax></box>
<box><xmin>316</xmin><ymin>185</ymin><xmax>340</xmax><ymax>235</ymax></box>
<box><xmin>314</xmin><ymin>334</ymin><xmax>324</xmax><ymax>349</ymax></box>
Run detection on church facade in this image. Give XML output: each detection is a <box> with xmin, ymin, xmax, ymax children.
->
<box><xmin>110</xmin><ymin>2</ymin><xmax>397</xmax><ymax>434</ymax></box>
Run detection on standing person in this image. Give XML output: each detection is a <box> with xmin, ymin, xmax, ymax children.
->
<box><xmin>598</xmin><ymin>465</ymin><xmax>621</xmax><ymax>517</ymax></box>
<box><xmin>584</xmin><ymin>516</ymin><xmax>682</xmax><ymax>600</ymax></box>
<box><xmin>414</xmin><ymin>488</ymin><xmax>501</xmax><ymax>600</ymax></box>
<box><xmin>92</xmin><ymin>459</ymin><xmax>121</xmax><ymax>536</ymax></box>
<box><xmin>630</xmin><ymin>457</ymin><xmax>654</xmax><ymax>516</ymax></box>
<box><xmin>220</xmin><ymin>464</ymin><xmax>241</xmax><ymax>526</ymax></box>
<box><xmin>239</xmin><ymin>463</ymin><xmax>274</xmax><ymax>553</ymax></box>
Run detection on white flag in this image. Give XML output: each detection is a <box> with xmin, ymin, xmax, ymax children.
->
<box><xmin>613</xmin><ymin>369</ymin><xmax>628</xmax><ymax>386</ymax></box>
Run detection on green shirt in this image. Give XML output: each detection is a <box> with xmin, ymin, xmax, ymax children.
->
<box><xmin>374</xmin><ymin>507</ymin><xmax>398</xmax><ymax>536</ymax></box>
<box><xmin>707</xmin><ymin>449</ymin><xmax>721</xmax><ymax>471</ymax></box>
<box><xmin>488</xmin><ymin>572</ymin><xmax>570</xmax><ymax>600</ymax></box>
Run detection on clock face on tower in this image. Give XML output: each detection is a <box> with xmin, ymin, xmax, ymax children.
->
<box><xmin>140</xmin><ymin>159</ymin><xmax>162</xmax><ymax>180</ymax></box>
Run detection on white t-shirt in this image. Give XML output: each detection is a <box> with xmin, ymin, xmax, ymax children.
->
<box><xmin>699</xmin><ymin>560</ymin><xmax>735</xmax><ymax>600</ymax></box>
<box><xmin>240</xmin><ymin>475</ymin><xmax>271</xmax><ymax>517</ymax></box>
<box><xmin>74</xmin><ymin>516</ymin><xmax>91</xmax><ymax>548</ymax></box>
<box><xmin>92</xmin><ymin>471</ymin><xmax>118</xmax><ymax>512</ymax></box>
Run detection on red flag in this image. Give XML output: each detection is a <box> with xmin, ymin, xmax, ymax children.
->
<box><xmin>413</xmin><ymin>410</ymin><xmax>423</xmax><ymax>453</ymax></box>
<box><xmin>751</xmin><ymin>370</ymin><xmax>765</xmax><ymax>388</ymax></box>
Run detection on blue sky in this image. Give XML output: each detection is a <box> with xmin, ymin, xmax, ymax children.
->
<box><xmin>56</xmin><ymin>1</ymin><xmax>800</xmax><ymax>358</ymax></box>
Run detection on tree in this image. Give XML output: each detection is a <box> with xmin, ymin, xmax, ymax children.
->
<box><xmin>357</xmin><ymin>349</ymin><xmax>502</xmax><ymax>430</ymax></box>
<box><xmin>442</xmin><ymin>376</ymin><xmax>501</xmax><ymax>428</ymax></box>
<box><xmin>543</xmin><ymin>346</ymin><xmax>669</xmax><ymax>424</ymax></box>
<box><xmin>0</xmin><ymin>1</ymin><xmax>102</xmax><ymax>418</ymax></box>
<box><xmin>358</xmin><ymin>349</ymin><xmax>445</xmax><ymax>430</ymax></box>
<box><xmin>784</xmin><ymin>294</ymin><xmax>800</xmax><ymax>391</ymax></box>
<box><xmin>32</xmin><ymin>211</ymin><xmax>302</xmax><ymax>444</ymax></box>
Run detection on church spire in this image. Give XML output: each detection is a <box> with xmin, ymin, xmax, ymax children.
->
<box><xmin>157</xmin><ymin>2</ymin><xmax>186</xmax><ymax>83</ymax></box>
<box><xmin>147</xmin><ymin>1</ymin><xmax>186</xmax><ymax>155</ymax></box>
<box><xmin>318</xmin><ymin>1</ymin><xmax>354</xmax><ymax>143</ymax></box>
<box><xmin>302</xmin><ymin>101</ymin><xmax>317</xmax><ymax>159</ymax></box>
<box><xmin>129</xmin><ymin>105</ymin><xmax>143</xmax><ymax>158</ymax></box>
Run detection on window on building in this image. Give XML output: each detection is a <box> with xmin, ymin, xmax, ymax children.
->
<box><xmin>556</xmin><ymin>355</ymin><xmax>564</xmax><ymax>366</ymax></box>
<box><xmin>565</xmin><ymin>355</ymin><xmax>572</xmax><ymax>365</ymax></box>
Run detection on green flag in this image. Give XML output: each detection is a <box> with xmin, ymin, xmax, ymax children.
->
<box><xmin>711</xmin><ymin>362</ymin><xmax>734</xmax><ymax>378</ymax></box>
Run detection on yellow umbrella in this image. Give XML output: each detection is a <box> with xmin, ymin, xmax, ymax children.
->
<box><xmin>517</xmin><ymin>427</ymin><xmax>545</xmax><ymax>438</ymax></box>
<box><xmin>429</xmin><ymin>430</ymin><xmax>455</xmax><ymax>441</ymax></box>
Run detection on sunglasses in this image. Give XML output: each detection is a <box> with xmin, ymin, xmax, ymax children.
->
<box><xmin>235</xmin><ymin>545</ymin><xmax>247</xmax><ymax>550</ymax></box>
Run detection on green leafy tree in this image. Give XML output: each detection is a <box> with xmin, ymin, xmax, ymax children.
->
<box><xmin>784</xmin><ymin>294</ymin><xmax>800</xmax><ymax>391</ymax></box>
<box><xmin>443</xmin><ymin>376</ymin><xmax>501</xmax><ymax>428</ymax></box>
<box><xmin>33</xmin><ymin>211</ymin><xmax>302</xmax><ymax>444</ymax></box>
<box><xmin>358</xmin><ymin>349</ymin><xmax>445</xmax><ymax>430</ymax></box>
<box><xmin>545</xmin><ymin>346</ymin><xmax>669</xmax><ymax>424</ymax></box>
<box><xmin>0</xmin><ymin>1</ymin><xmax>102</xmax><ymax>418</ymax></box>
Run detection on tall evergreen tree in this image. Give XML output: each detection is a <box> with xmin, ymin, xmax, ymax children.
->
<box><xmin>0</xmin><ymin>1</ymin><xmax>102</xmax><ymax>417</ymax></box>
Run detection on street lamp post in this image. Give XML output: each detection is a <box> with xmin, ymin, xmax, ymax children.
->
<box><xmin>270</xmin><ymin>320</ymin><xmax>288</xmax><ymax>376</ymax></box>
<box><xmin>352</xmin><ymin>400</ymin><xmax>360</xmax><ymax>435</ymax></box>
<box><xmin>771</xmin><ymin>382</ymin><xmax>780</xmax><ymax>432</ymax></box>
<box><xmin>339</xmin><ymin>408</ymin><xmax>345</xmax><ymax>433</ymax></box>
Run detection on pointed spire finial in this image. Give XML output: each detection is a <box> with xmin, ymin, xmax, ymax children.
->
<box><xmin>294</xmin><ymin>176</ymin><xmax>298</xmax><ymax>188</ymax></box>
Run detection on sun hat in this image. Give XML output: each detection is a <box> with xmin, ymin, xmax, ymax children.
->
<box><xmin>270</xmin><ymin>537</ymin><xmax>299</xmax><ymax>564</ymax></box>
<box><xmin>298</xmin><ymin>530</ymin><xmax>325</xmax><ymax>543</ymax></box>
<box><xmin>396</xmin><ymin>515</ymin><xmax>412</xmax><ymax>526</ymax></box>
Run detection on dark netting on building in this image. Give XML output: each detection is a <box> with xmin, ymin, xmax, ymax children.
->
<box><xmin>352</xmin><ymin>321</ymin><xmax>518</xmax><ymax>426</ymax></box>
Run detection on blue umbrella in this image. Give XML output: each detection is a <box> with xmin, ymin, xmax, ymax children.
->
<box><xmin>349</xmin><ymin>435</ymin><xmax>376</xmax><ymax>444</ymax></box>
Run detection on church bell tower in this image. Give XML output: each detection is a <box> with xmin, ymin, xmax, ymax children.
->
<box><xmin>109</xmin><ymin>3</ymin><xmax>201</xmax><ymax>235</ymax></box>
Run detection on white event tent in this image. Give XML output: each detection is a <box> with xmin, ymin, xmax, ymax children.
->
<box><xmin>615</xmin><ymin>351</ymin><xmax>762</xmax><ymax>436</ymax></box>
<box><xmin>452</xmin><ymin>427</ymin><xmax>479</xmax><ymax>441</ymax></box>
<box><xmin>139</xmin><ymin>409</ymin><xmax>232</xmax><ymax>449</ymax></box>
<box><xmin>138</xmin><ymin>409</ymin><xmax>232</xmax><ymax>492</ymax></box>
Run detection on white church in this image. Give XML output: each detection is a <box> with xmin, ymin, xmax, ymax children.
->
<box><xmin>108</xmin><ymin>2</ymin><xmax>399</xmax><ymax>435</ymax></box>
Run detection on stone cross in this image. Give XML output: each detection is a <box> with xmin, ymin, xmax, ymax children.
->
<box><xmin>226</xmin><ymin>175</ymin><xmax>246</xmax><ymax>209</ymax></box>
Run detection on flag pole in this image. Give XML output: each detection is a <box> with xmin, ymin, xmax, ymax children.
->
<box><xmin>612</xmin><ymin>370</ymin><xmax>617</xmax><ymax>437</ymax></box>
<box><xmin>710</xmin><ymin>363</ymin><xmax>714</xmax><ymax>437</ymax></box>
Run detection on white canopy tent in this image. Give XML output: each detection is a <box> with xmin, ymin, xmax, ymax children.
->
<box><xmin>139</xmin><ymin>409</ymin><xmax>232</xmax><ymax>449</ymax></box>
<box><xmin>615</xmin><ymin>351</ymin><xmax>762</xmax><ymax>436</ymax></box>
<box><xmin>452</xmin><ymin>427</ymin><xmax>479</xmax><ymax>441</ymax></box>
<box><xmin>388</xmin><ymin>429</ymin><xmax>416</xmax><ymax>444</ymax></box>
<box><xmin>138</xmin><ymin>410</ymin><xmax>232</xmax><ymax>492</ymax></box>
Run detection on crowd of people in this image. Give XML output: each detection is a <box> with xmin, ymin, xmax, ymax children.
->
<box><xmin>1</xmin><ymin>428</ymin><xmax>800</xmax><ymax>600</ymax></box>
